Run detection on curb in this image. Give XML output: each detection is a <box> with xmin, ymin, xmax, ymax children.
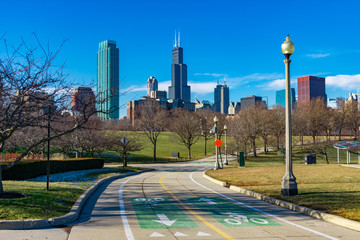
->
<box><xmin>0</xmin><ymin>168</ymin><xmax>154</xmax><ymax>230</ymax></box>
<box><xmin>203</xmin><ymin>172</ymin><xmax>360</xmax><ymax>232</ymax></box>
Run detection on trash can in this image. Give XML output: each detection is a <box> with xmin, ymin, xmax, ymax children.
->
<box><xmin>239</xmin><ymin>152</ymin><xmax>245</xmax><ymax>167</ymax></box>
<box><xmin>305</xmin><ymin>154</ymin><xmax>316</xmax><ymax>164</ymax></box>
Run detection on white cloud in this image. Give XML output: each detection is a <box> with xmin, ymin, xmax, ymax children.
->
<box><xmin>267</xmin><ymin>79</ymin><xmax>285</xmax><ymax>89</ymax></box>
<box><xmin>326</xmin><ymin>74</ymin><xmax>360</xmax><ymax>90</ymax></box>
<box><xmin>226</xmin><ymin>73</ymin><xmax>284</xmax><ymax>88</ymax></box>
<box><xmin>306</xmin><ymin>53</ymin><xmax>331</xmax><ymax>58</ymax></box>
<box><xmin>188</xmin><ymin>81</ymin><xmax>215</xmax><ymax>95</ymax></box>
<box><xmin>158</xmin><ymin>81</ymin><xmax>170</xmax><ymax>91</ymax></box>
<box><xmin>123</xmin><ymin>85</ymin><xmax>146</xmax><ymax>93</ymax></box>
<box><xmin>194</xmin><ymin>73</ymin><xmax>226</xmax><ymax>78</ymax></box>
<box><xmin>239</xmin><ymin>73</ymin><xmax>283</xmax><ymax>81</ymax></box>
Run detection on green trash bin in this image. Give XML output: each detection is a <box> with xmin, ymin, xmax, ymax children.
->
<box><xmin>239</xmin><ymin>152</ymin><xmax>245</xmax><ymax>167</ymax></box>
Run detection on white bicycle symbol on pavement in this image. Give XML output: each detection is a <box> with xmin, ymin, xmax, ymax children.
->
<box><xmin>223</xmin><ymin>212</ymin><xmax>269</xmax><ymax>225</ymax></box>
<box><xmin>135</xmin><ymin>198</ymin><xmax>165</xmax><ymax>205</ymax></box>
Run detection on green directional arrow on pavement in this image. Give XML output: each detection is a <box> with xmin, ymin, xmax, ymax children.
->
<box><xmin>131</xmin><ymin>197</ymin><xmax>198</xmax><ymax>229</ymax></box>
<box><xmin>187</xmin><ymin>197</ymin><xmax>281</xmax><ymax>227</ymax></box>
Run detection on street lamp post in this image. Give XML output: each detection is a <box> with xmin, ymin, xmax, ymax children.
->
<box><xmin>43</xmin><ymin>104</ymin><xmax>56</xmax><ymax>191</ymax></box>
<box><xmin>224</xmin><ymin>124</ymin><xmax>228</xmax><ymax>165</ymax></box>
<box><xmin>281</xmin><ymin>35</ymin><xmax>298</xmax><ymax>196</ymax></box>
<box><xmin>214</xmin><ymin>116</ymin><xmax>220</xmax><ymax>170</ymax></box>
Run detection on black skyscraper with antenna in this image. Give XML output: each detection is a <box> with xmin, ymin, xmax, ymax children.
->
<box><xmin>168</xmin><ymin>31</ymin><xmax>190</xmax><ymax>102</ymax></box>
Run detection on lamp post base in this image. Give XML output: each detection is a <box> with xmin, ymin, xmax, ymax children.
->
<box><xmin>281</xmin><ymin>180</ymin><xmax>298</xmax><ymax>196</ymax></box>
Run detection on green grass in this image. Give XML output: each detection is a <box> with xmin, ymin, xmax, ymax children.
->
<box><xmin>207</xmin><ymin>143</ymin><xmax>360</xmax><ymax>222</ymax></box>
<box><xmin>0</xmin><ymin>167</ymin><xmax>145</xmax><ymax>220</ymax></box>
<box><xmin>105</xmin><ymin>132</ymin><xmax>216</xmax><ymax>164</ymax></box>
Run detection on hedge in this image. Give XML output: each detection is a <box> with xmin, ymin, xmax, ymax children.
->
<box><xmin>1</xmin><ymin>158</ymin><xmax>104</xmax><ymax>180</ymax></box>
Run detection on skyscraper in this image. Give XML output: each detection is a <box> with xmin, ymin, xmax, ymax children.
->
<box><xmin>276</xmin><ymin>88</ymin><xmax>296</xmax><ymax>109</ymax></box>
<box><xmin>97</xmin><ymin>40</ymin><xmax>119</xmax><ymax>120</ymax></box>
<box><xmin>168</xmin><ymin>32</ymin><xmax>191</xmax><ymax>102</ymax></box>
<box><xmin>214</xmin><ymin>83</ymin><xmax>229</xmax><ymax>114</ymax></box>
<box><xmin>147</xmin><ymin>76</ymin><xmax>158</xmax><ymax>97</ymax></box>
<box><xmin>297</xmin><ymin>76</ymin><xmax>326</xmax><ymax>106</ymax></box>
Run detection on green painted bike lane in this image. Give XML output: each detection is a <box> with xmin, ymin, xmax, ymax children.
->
<box><xmin>131</xmin><ymin>196</ymin><xmax>280</xmax><ymax>229</ymax></box>
<box><xmin>187</xmin><ymin>197</ymin><xmax>281</xmax><ymax>227</ymax></box>
<box><xmin>131</xmin><ymin>197</ymin><xmax>199</xmax><ymax>229</ymax></box>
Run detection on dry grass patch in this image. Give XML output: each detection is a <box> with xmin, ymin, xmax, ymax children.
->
<box><xmin>207</xmin><ymin>150</ymin><xmax>360</xmax><ymax>221</ymax></box>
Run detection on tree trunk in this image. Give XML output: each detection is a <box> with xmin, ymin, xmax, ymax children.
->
<box><xmin>0</xmin><ymin>167</ymin><xmax>3</xmax><ymax>194</ymax></box>
<box><xmin>188</xmin><ymin>146</ymin><xmax>191</xmax><ymax>159</ymax></box>
<box><xmin>204</xmin><ymin>137</ymin><xmax>207</xmax><ymax>155</ymax></box>
<box><xmin>252</xmin><ymin>139</ymin><xmax>257</xmax><ymax>157</ymax></box>
<box><xmin>325</xmin><ymin>154</ymin><xmax>329</xmax><ymax>164</ymax></box>
<box><xmin>263</xmin><ymin>136</ymin><xmax>268</xmax><ymax>154</ymax></box>
<box><xmin>153</xmin><ymin>141</ymin><xmax>157</xmax><ymax>163</ymax></box>
<box><xmin>312</xmin><ymin>135</ymin><xmax>316</xmax><ymax>143</ymax></box>
<box><xmin>300</xmin><ymin>135</ymin><xmax>304</xmax><ymax>145</ymax></box>
<box><xmin>123</xmin><ymin>154</ymin><xmax>127</xmax><ymax>167</ymax></box>
<box><xmin>339</xmin><ymin>129</ymin><xmax>342</xmax><ymax>140</ymax></box>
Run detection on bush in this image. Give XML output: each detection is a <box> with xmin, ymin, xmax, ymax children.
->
<box><xmin>1</xmin><ymin>158</ymin><xmax>104</xmax><ymax>180</ymax></box>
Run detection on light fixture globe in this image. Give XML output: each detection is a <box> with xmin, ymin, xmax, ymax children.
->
<box><xmin>281</xmin><ymin>35</ymin><xmax>295</xmax><ymax>56</ymax></box>
<box><xmin>224</xmin><ymin>124</ymin><xmax>227</xmax><ymax>130</ymax></box>
<box><xmin>213</xmin><ymin>116</ymin><xmax>218</xmax><ymax>123</ymax></box>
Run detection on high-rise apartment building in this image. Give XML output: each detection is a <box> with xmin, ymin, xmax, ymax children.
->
<box><xmin>97</xmin><ymin>40</ymin><xmax>119</xmax><ymax>120</ymax></box>
<box><xmin>168</xmin><ymin>32</ymin><xmax>191</xmax><ymax>102</ymax></box>
<box><xmin>297</xmin><ymin>76</ymin><xmax>326</xmax><ymax>106</ymax></box>
<box><xmin>214</xmin><ymin>84</ymin><xmax>229</xmax><ymax>114</ymax></box>
<box><xmin>276</xmin><ymin>88</ymin><xmax>296</xmax><ymax>109</ymax></box>
<box><xmin>71</xmin><ymin>87</ymin><xmax>96</xmax><ymax>114</ymax></box>
<box><xmin>147</xmin><ymin>76</ymin><xmax>158</xmax><ymax>97</ymax></box>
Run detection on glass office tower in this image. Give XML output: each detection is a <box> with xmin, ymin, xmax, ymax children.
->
<box><xmin>97</xmin><ymin>40</ymin><xmax>119</xmax><ymax>120</ymax></box>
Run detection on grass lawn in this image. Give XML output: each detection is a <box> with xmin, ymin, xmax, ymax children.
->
<box><xmin>206</xmin><ymin>144</ymin><xmax>360</xmax><ymax>222</ymax></box>
<box><xmin>106</xmin><ymin>132</ymin><xmax>347</xmax><ymax>164</ymax></box>
<box><xmin>105</xmin><ymin>131</ymin><xmax>216</xmax><ymax>164</ymax></box>
<box><xmin>0</xmin><ymin>167</ymin><xmax>145</xmax><ymax>220</ymax></box>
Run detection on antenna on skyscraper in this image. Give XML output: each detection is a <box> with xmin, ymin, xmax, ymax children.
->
<box><xmin>178</xmin><ymin>30</ymin><xmax>181</xmax><ymax>47</ymax></box>
<box><xmin>224</xmin><ymin>77</ymin><xmax>226</xmax><ymax>85</ymax></box>
<box><xmin>174</xmin><ymin>30</ymin><xmax>177</xmax><ymax>48</ymax></box>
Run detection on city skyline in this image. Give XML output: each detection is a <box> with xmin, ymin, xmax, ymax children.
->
<box><xmin>2</xmin><ymin>1</ymin><xmax>360</xmax><ymax>116</ymax></box>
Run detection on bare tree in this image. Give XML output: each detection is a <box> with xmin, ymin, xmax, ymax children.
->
<box><xmin>292</xmin><ymin>105</ymin><xmax>308</xmax><ymax>145</ymax></box>
<box><xmin>323</xmin><ymin>108</ymin><xmax>337</xmax><ymax>141</ymax></box>
<box><xmin>195</xmin><ymin>109</ymin><xmax>214</xmax><ymax>155</ymax></box>
<box><xmin>258</xmin><ymin>104</ymin><xmax>271</xmax><ymax>153</ymax></box>
<box><xmin>302</xmin><ymin>141</ymin><xmax>331</xmax><ymax>164</ymax></box>
<box><xmin>227</xmin><ymin>114</ymin><xmax>250</xmax><ymax>160</ymax></box>
<box><xmin>171</xmin><ymin>109</ymin><xmax>200</xmax><ymax>159</ymax></box>
<box><xmin>0</xmin><ymin>37</ymin><xmax>98</xmax><ymax>194</ymax></box>
<box><xmin>268</xmin><ymin>106</ymin><xmax>285</xmax><ymax>150</ymax></box>
<box><xmin>136</xmin><ymin>100</ymin><xmax>168</xmax><ymax>162</ymax></box>
<box><xmin>110</xmin><ymin>132</ymin><xmax>143</xmax><ymax>167</ymax></box>
<box><xmin>345</xmin><ymin>100</ymin><xmax>359</xmax><ymax>140</ymax></box>
<box><xmin>335</xmin><ymin>101</ymin><xmax>347</xmax><ymax>140</ymax></box>
<box><xmin>240</xmin><ymin>107</ymin><xmax>261</xmax><ymax>157</ymax></box>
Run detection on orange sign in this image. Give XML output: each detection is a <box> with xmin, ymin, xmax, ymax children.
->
<box><xmin>214</xmin><ymin>139</ymin><xmax>223</xmax><ymax>147</ymax></box>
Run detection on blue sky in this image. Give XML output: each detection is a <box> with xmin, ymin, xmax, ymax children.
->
<box><xmin>2</xmin><ymin>0</ymin><xmax>360</xmax><ymax>116</ymax></box>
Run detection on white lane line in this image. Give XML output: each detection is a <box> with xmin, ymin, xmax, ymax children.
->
<box><xmin>119</xmin><ymin>176</ymin><xmax>139</xmax><ymax>240</ymax></box>
<box><xmin>190</xmin><ymin>172</ymin><xmax>339</xmax><ymax>240</ymax></box>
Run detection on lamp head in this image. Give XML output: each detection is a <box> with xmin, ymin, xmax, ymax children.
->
<box><xmin>281</xmin><ymin>35</ymin><xmax>295</xmax><ymax>58</ymax></box>
<box><xmin>213</xmin><ymin>116</ymin><xmax>218</xmax><ymax>123</ymax></box>
<box><xmin>224</xmin><ymin>124</ymin><xmax>227</xmax><ymax>130</ymax></box>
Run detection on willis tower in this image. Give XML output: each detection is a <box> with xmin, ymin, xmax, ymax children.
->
<box><xmin>168</xmin><ymin>32</ymin><xmax>190</xmax><ymax>102</ymax></box>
